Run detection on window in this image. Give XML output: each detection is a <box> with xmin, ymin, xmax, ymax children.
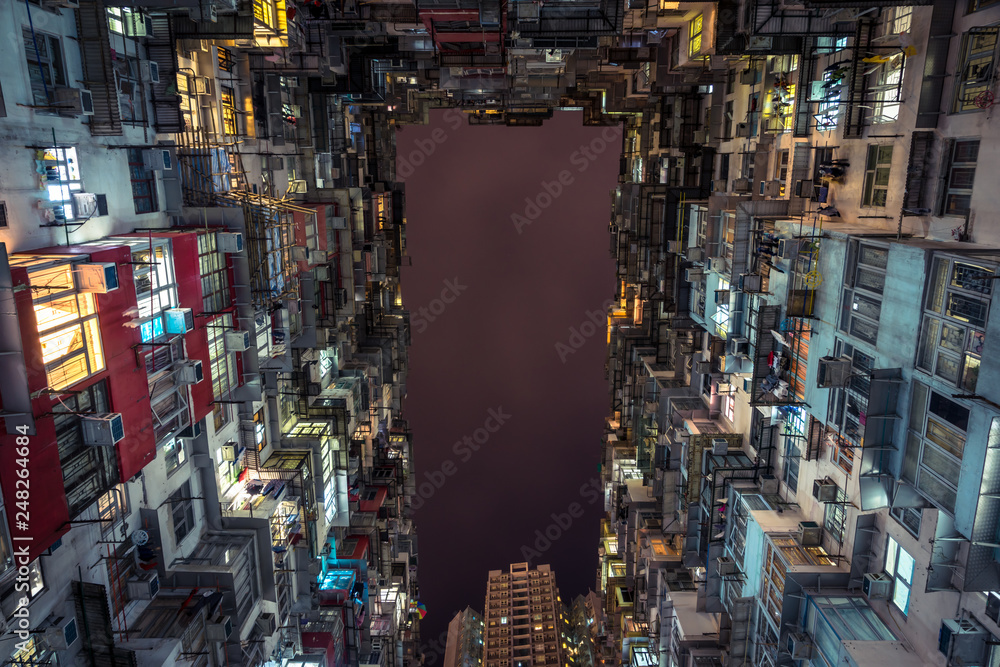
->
<box><xmin>775</xmin><ymin>149</ymin><xmax>789</xmax><ymax>182</ymax></box>
<box><xmin>22</xmin><ymin>27</ymin><xmax>66</xmax><ymax>107</ymax></box>
<box><xmin>901</xmin><ymin>382</ymin><xmax>968</xmax><ymax>513</ymax></box>
<box><xmin>871</xmin><ymin>56</ymin><xmax>903</xmax><ymax>124</ymax></box>
<box><xmin>723</xmin><ymin>100</ymin><xmax>733</xmax><ymax>139</ymax></box>
<box><xmin>816</xmin><ymin>36</ymin><xmax>848</xmax><ymax>54</ymax></box>
<box><xmin>783</xmin><ymin>438</ymin><xmax>800</xmax><ymax>491</ymax></box>
<box><xmin>98</xmin><ymin>484</ymin><xmax>130</xmax><ymax>536</ymax></box>
<box><xmin>840</xmin><ymin>242</ymin><xmax>887</xmax><ymax>345</ymax></box>
<box><xmin>30</xmin><ymin>263</ymin><xmax>106</xmax><ymax>390</ymax></box>
<box><xmin>163</xmin><ymin>439</ymin><xmax>186</xmax><ymax>475</ymax></box>
<box><xmin>889</xmin><ymin>6</ymin><xmax>912</xmax><ymax>34</ymax></box>
<box><xmin>116</xmin><ymin>57</ymin><xmax>146</xmax><ymax>123</ymax></box>
<box><xmin>890</xmin><ymin>506</ymin><xmax>922</xmax><ymax>537</ymax></box>
<box><xmin>169</xmin><ymin>481</ymin><xmax>196</xmax><ymax>544</ymax></box>
<box><xmin>884</xmin><ymin>536</ymin><xmax>914</xmax><ymax>614</ymax></box>
<box><xmin>722</xmin><ymin>393</ymin><xmax>735</xmax><ymax>422</ymax></box>
<box><xmin>131</xmin><ymin>240</ymin><xmax>179</xmax><ymax>322</ymax></box>
<box><xmin>916</xmin><ymin>256</ymin><xmax>991</xmax><ymax>391</ymax></box>
<box><xmin>127</xmin><ymin>148</ymin><xmax>159</xmax><ymax>214</ymax></box>
<box><xmin>968</xmin><ymin>0</ymin><xmax>1000</xmax><ymax>11</ymax></box>
<box><xmin>953</xmin><ymin>28</ymin><xmax>998</xmax><ymax>112</ymax></box>
<box><xmin>221</xmin><ymin>85</ymin><xmax>238</xmax><ymax>137</ymax></box>
<box><xmin>828</xmin><ymin>431</ymin><xmax>854</xmax><ymax>474</ymax></box>
<box><xmin>814</xmin><ymin>72</ymin><xmax>842</xmax><ymax>131</ymax></box>
<box><xmin>217</xmin><ymin>46</ymin><xmax>235</xmax><ymax>72</ymax></box>
<box><xmin>38</xmin><ymin>146</ymin><xmax>85</xmax><ymax>220</ymax></box>
<box><xmin>861</xmin><ymin>144</ymin><xmax>893</xmax><ymax>207</ymax></box>
<box><xmin>828</xmin><ymin>340</ymin><xmax>874</xmax><ymax>447</ymax></box>
<box><xmin>823</xmin><ymin>489</ymin><xmax>846</xmax><ymax>543</ymax></box>
<box><xmin>942</xmin><ymin>140</ymin><xmax>979</xmax><ymax>216</ymax></box>
<box><xmin>688</xmin><ymin>14</ymin><xmax>703</xmax><ymax>57</ymax></box>
<box><xmin>253</xmin><ymin>0</ymin><xmax>276</xmax><ymax>28</ymax></box>
<box><xmin>198</xmin><ymin>233</ymin><xmax>231</xmax><ymax>312</ymax></box>
<box><xmin>254</xmin><ymin>408</ymin><xmax>266</xmax><ymax>452</ymax></box>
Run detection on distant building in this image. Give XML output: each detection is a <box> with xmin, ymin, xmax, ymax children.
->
<box><xmin>483</xmin><ymin>563</ymin><xmax>565</xmax><ymax>667</ymax></box>
<box><xmin>444</xmin><ymin>607</ymin><xmax>485</xmax><ymax>667</ymax></box>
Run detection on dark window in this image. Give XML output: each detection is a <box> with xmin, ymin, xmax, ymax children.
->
<box><xmin>53</xmin><ymin>380</ymin><xmax>121</xmax><ymax>518</ymax></box>
<box><xmin>126</xmin><ymin>148</ymin><xmax>159</xmax><ymax>214</ymax></box>
<box><xmin>22</xmin><ymin>27</ymin><xmax>66</xmax><ymax>107</ymax></box>
<box><xmin>170</xmin><ymin>481</ymin><xmax>195</xmax><ymax>543</ymax></box>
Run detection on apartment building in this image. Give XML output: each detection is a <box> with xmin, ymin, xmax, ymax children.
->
<box><xmin>443</xmin><ymin>607</ymin><xmax>484</xmax><ymax>667</ymax></box>
<box><xmin>592</xmin><ymin>1</ymin><xmax>1000</xmax><ymax>667</ymax></box>
<box><xmin>483</xmin><ymin>564</ymin><xmax>566</xmax><ymax>667</ymax></box>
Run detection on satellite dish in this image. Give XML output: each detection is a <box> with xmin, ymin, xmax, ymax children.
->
<box><xmin>132</xmin><ymin>530</ymin><xmax>150</xmax><ymax>546</ymax></box>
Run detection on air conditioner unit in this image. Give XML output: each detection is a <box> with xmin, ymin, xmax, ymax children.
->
<box><xmin>817</xmin><ymin>355</ymin><xmax>853</xmax><ymax>388</ymax></box>
<box><xmin>798</xmin><ymin>521</ymin><xmax>823</xmax><ymax>546</ymax></box>
<box><xmin>192</xmin><ymin>3</ymin><xmax>218</xmax><ymax>22</ymax></box>
<box><xmin>739</xmin><ymin>69</ymin><xmax>757</xmax><ymax>85</ymax></box>
<box><xmin>142</xmin><ymin>148</ymin><xmax>173</xmax><ymax>171</ymax></box>
<box><xmin>862</xmin><ymin>572</ymin><xmax>892</xmax><ymax>600</ymax></box>
<box><xmin>693</xmin><ymin>130</ymin><xmax>709</xmax><ymax>144</ymax></box>
<box><xmin>724</xmin><ymin>354</ymin><xmax>752</xmax><ymax>374</ymax></box>
<box><xmin>257</xmin><ymin>612</ymin><xmax>277</xmax><ymax>635</ymax></box>
<box><xmin>75</xmin><ymin>263</ymin><xmax>119</xmax><ymax>293</ymax></box>
<box><xmin>221</xmin><ymin>442</ymin><xmax>239</xmax><ymax>462</ymax></box>
<box><xmin>225</xmin><ymin>330</ymin><xmax>251</xmax><ymax>352</ymax></box>
<box><xmin>81</xmin><ymin>413</ymin><xmax>125</xmax><ymax>446</ymax></box>
<box><xmin>742</xmin><ymin>376</ymin><xmax>753</xmax><ymax>394</ymax></box>
<box><xmin>194</xmin><ymin>76</ymin><xmax>214</xmax><ymax>96</ymax></box>
<box><xmin>812</xmin><ymin>478</ymin><xmax>839</xmax><ymax>503</ymax></box>
<box><xmin>140</xmin><ymin>60</ymin><xmax>160</xmax><ymax>83</ymax></box>
<box><xmin>164</xmin><ymin>308</ymin><xmax>194</xmax><ymax>335</ymax></box>
<box><xmin>686</xmin><ymin>247</ymin><xmax>705</xmax><ymax>262</ymax></box>
<box><xmin>762</xmin><ymin>180</ymin><xmax>782</xmax><ymax>197</ymax></box>
<box><xmin>735</xmin><ymin>123</ymin><xmax>749</xmax><ymax>138</ymax></box>
<box><xmin>53</xmin><ymin>87</ymin><xmax>95</xmax><ymax>116</ymax></box>
<box><xmin>794</xmin><ymin>179</ymin><xmax>813</xmax><ymax>198</ymax></box>
<box><xmin>711</xmin><ymin>438</ymin><xmax>729</xmax><ymax>456</ymax></box>
<box><xmin>685</xmin><ymin>268</ymin><xmax>703</xmax><ymax>282</ymax></box>
<box><xmin>72</xmin><ymin>192</ymin><xmax>100</xmax><ymax>218</ymax></box>
<box><xmin>778</xmin><ymin>238</ymin><xmax>801</xmax><ymax>259</ymax></box>
<box><xmin>315</xmin><ymin>265</ymin><xmax>331</xmax><ymax>282</ymax></box>
<box><xmin>177</xmin><ymin>360</ymin><xmax>204</xmax><ymax>385</ymax></box>
<box><xmin>694</xmin><ymin>360</ymin><xmax>712</xmax><ymax>375</ymax></box>
<box><xmin>717</xmin><ymin>556</ymin><xmax>738</xmax><ymax>576</ymax></box>
<box><xmin>218</xmin><ymin>232</ymin><xmax>244</xmax><ymax>253</ymax></box>
<box><xmin>126</xmin><ymin>571</ymin><xmax>160</xmax><ymax>600</ymax></box>
<box><xmin>939</xmin><ymin>618</ymin><xmax>989</xmax><ymax>665</ymax></box>
<box><xmin>712</xmin><ymin>179</ymin><xmax>728</xmax><ymax>193</ymax></box>
<box><xmin>308</xmin><ymin>249</ymin><xmax>328</xmax><ymax>264</ymax></box>
<box><xmin>787</xmin><ymin>632</ymin><xmax>813</xmax><ymax>661</ymax></box>
<box><xmin>709</xmin><ymin>257</ymin><xmax>727</xmax><ymax>273</ymax></box>
<box><xmin>43</xmin><ymin>616</ymin><xmax>79</xmax><ymax>651</ymax></box>
<box><xmin>739</xmin><ymin>273</ymin><xmax>762</xmax><ymax>292</ymax></box>
<box><xmin>732</xmin><ymin>177</ymin><xmax>751</xmax><ymax>193</ymax></box>
<box><xmin>759</xmin><ymin>474</ymin><xmax>779</xmax><ymax>495</ymax></box>
<box><xmin>728</xmin><ymin>337</ymin><xmax>749</xmax><ymax>356</ymax></box>
<box><xmin>206</xmin><ymin>615</ymin><xmax>233</xmax><ymax>642</ymax></box>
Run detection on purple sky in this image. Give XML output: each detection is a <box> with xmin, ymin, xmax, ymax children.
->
<box><xmin>397</xmin><ymin>110</ymin><xmax>619</xmax><ymax>655</ymax></box>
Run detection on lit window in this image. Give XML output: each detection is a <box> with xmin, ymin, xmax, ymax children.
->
<box><xmin>722</xmin><ymin>394</ymin><xmax>735</xmax><ymax>422</ymax></box>
<box><xmin>953</xmin><ymin>28</ymin><xmax>998</xmax><ymax>112</ymax></box>
<box><xmin>884</xmin><ymin>536</ymin><xmax>914</xmax><ymax>614</ymax></box>
<box><xmin>688</xmin><ymin>15</ymin><xmax>703</xmax><ymax>57</ymax></box>
<box><xmin>37</xmin><ymin>146</ymin><xmax>84</xmax><ymax>220</ymax></box>
<box><xmin>501</xmin><ymin>617</ymin><xmax>508</xmax><ymax>624</ymax></box>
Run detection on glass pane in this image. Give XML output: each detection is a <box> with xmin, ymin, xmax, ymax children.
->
<box><xmin>856</xmin><ymin>267</ymin><xmax>885</xmax><ymax>293</ymax></box>
<box><xmin>885</xmin><ymin>538</ymin><xmax>897</xmax><ymax>576</ymax></box>
<box><xmin>926</xmin><ymin>417</ymin><xmax>966</xmax><ymax>458</ymax></box>
<box><xmin>926</xmin><ymin>258</ymin><xmax>948</xmax><ymax>312</ymax></box>
<box><xmin>954</xmin><ymin>140</ymin><xmax>980</xmax><ymax>163</ymax></box>
<box><xmin>892</xmin><ymin>581</ymin><xmax>910</xmax><ymax>613</ymax></box>
<box><xmin>901</xmin><ymin>433</ymin><xmax>920</xmax><ymax>484</ymax></box>
<box><xmin>39</xmin><ymin>325</ymin><xmax>83</xmax><ymax>364</ymax></box>
<box><xmin>917</xmin><ymin>470</ymin><xmax>957</xmax><ymax>512</ymax></box>
<box><xmin>858</xmin><ymin>245</ymin><xmax>888</xmax><ymax>269</ymax></box>
<box><xmin>33</xmin><ymin>296</ymin><xmax>81</xmax><ymax>332</ymax></box>
<box><xmin>947</xmin><ymin>293</ymin><xmax>988</xmax><ymax>327</ymax></box>
<box><xmin>921</xmin><ymin>444</ymin><xmax>961</xmax><ymax>485</ymax></box>
<box><xmin>852</xmin><ymin>292</ymin><xmax>881</xmax><ymax>319</ymax></box>
<box><xmin>963</xmin><ymin>355</ymin><xmax>981</xmax><ymax>392</ymax></box>
<box><xmin>916</xmin><ymin>318</ymin><xmax>939</xmax><ymax>371</ymax></box>
<box><xmin>949</xmin><ymin>167</ymin><xmax>977</xmax><ymax>189</ymax></box>
<box><xmin>940</xmin><ymin>322</ymin><xmax>966</xmax><ymax>353</ymax></box>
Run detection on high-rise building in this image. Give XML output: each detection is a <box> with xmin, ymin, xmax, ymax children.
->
<box><xmin>444</xmin><ymin>607</ymin><xmax>485</xmax><ymax>667</ymax></box>
<box><xmin>483</xmin><ymin>563</ymin><xmax>564</xmax><ymax>667</ymax></box>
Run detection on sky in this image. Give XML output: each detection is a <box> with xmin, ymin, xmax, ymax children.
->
<box><xmin>397</xmin><ymin>109</ymin><xmax>619</xmax><ymax>658</ymax></box>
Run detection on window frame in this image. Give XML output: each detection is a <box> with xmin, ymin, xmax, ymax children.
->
<box><xmin>861</xmin><ymin>144</ymin><xmax>893</xmax><ymax>207</ymax></box>
<box><xmin>688</xmin><ymin>14</ymin><xmax>703</xmax><ymax>57</ymax></box>
<box><xmin>22</xmin><ymin>27</ymin><xmax>67</xmax><ymax>108</ymax></box>
<box><xmin>942</xmin><ymin>139</ymin><xmax>979</xmax><ymax>217</ymax></box>
<box><xmin>127</xmin><ymin>148</ymin><xmax>159</xmax><ymax>214</ymax></box>
<box><xmin>827</xmin><ymin>339</ymin><xmax>874</xmax><ymax>447</ymax></box>
<box><xmin>952</xmin><ymin>27</ymin><xmax>998</xmax><ymax>113</ymax></box>
<box><xmin>840</xmin><ymin>241</ymin><xmax>888</xmax><ymax>346</ymax></box>
<box><xmin>884</xmin><ymin>536</ymin><xmax>914</xmax><ymax>615</ymax></box>
<box><xmin>901</xmin><ymin>381</ymin><xmax>968</xmax><ymax>514</ymax></box>
<box><xmin>169</xmin><ymin>481</ymin><xmax>196</xmax><ymax>544</ymax></box>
